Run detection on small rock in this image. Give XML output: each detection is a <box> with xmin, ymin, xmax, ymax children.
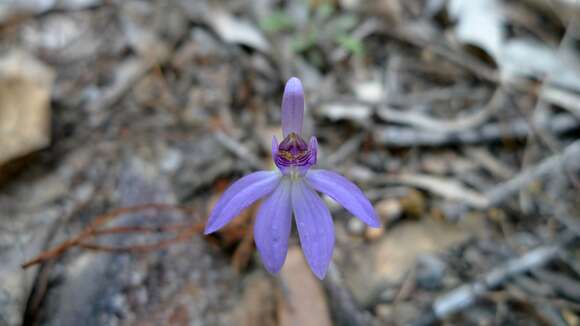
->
<box><xmin>415</xmin><ymin>255</ymin><xmax>446</xmax><ymax>290</ymax></box>
<box><xmin>375</xmin><ymin>304</ymin><xmax>394</xmax><ymax>320</ymax></box>
<box><xmin>341</xmin><ymin>219</ymin><xmax>468</xmax><ymax>305</ymax></box>
<box><xmin>129</xmin><ymin>269</ymin><xmax>146</xmax><ymax>287</ymax></box>
<box><xmin>160</xmin><ymin>147</ymin><xmax>183</xmax><ymax>173</ymax></box>
<box><xmin>376</xmin><ymin>198</ymin><xmax>402</xmax><ymax>223</ymax></box>
<box><xmin>364</xmin><ymin>225</ymin><xmax>385</xmax><ymax>241</ymax></box>
<box><xmin>374</xmin><ymin>220</ymin><xmax>466</xmax><ymax>283</ymax></box>
<box><xmin>354</xmin><ymin>80</ymin><xmax>384</xmax><ymax>104</ymax></box>
<box><xmin>347</xmin><ymin>218</ymin><xmax>366</xmax><ymax>236</ymax></box>
<box><xmin>108</xmin><ymin>293</ymin><xmax>129</xmax><ymax>319</ymax></box>
<box><xmin>563</xmin><ymin>309</ymin><xmax>580</xmax><ymax>326</ymax></box>
<box><xmin>0</xmin><ymin>50</ymin><xmax>54</xmax><ymax>178</ymax></box>
<box><xmin>400</xmin><ymin>189</ymin><xmax>426</xmax><ymax>218</ymax></box>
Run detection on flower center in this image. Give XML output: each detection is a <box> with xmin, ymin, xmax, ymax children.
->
<box><xmin>274</xmin><ymin>133</ymin><xmax>316</xmax><ymax>175</ymax></box>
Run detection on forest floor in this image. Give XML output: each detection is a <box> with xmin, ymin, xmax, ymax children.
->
<box><xmin>1</xmin><ymin>0</ymin><xmax>580</xmax><ymax>325</ymax></box>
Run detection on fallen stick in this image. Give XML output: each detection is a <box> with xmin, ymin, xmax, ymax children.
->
<box><xmin>412</xmin><ymin>237</ymin><xmax>575</xmax><ymax>325</ymax></box>
<box><xmin>376</xmin><ymin>140</ymin><xmax>580</xmax><ymax>211</ymax></box>
<box><xmin>21</xmin><ymin>204</ymin><xmax>198</xmax><ymax>269</ymax></box>
<box><xmin>214</xmin><ymin>131</ymin><xmax>264</xmax><ymax>169</ymax></box>
<box><xmin>434</xmin><ymin>246</ymin><xmax>560</xmax><ymax>317</ymax></box>
<box><xmin>373</xmin><ymin>114</ymin><xmax>578</xmax><ymax>147</ymax></box>
<box><xmin>323</xmin><ymin>264</ymin><xmax>372</xmax><ymax>326</ymax></box>
<box><xmin>484</xmin><ymin>139</ymin><xmax>580</xmax><ymax>208</ymax></box>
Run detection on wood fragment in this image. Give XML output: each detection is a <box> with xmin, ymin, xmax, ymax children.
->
<box><xmin>21</xmin><ymin>204</ymin><xmax>199</xmax><ymax>269</ymax></box>
<box><xmin>413</xmin><ymin>239</ymin><xmax>574</xmax><ymax>325</ymax></box>
<box><xmin>214</xmin><ymin>131</ymin><xmax>264</xmax><ymax>170</ymax></box>
<box><xmin>376</xmin><ymin>103</ymin><xmax>494</xmax><ymax>133</ymax></box>
<box><xmin>324</xmin><ymin>133</ymin><xmax>366</xmax><ymax>167</ymax></box>
<box><xmin>384</xmin><ymin>22</ymin><xmax>500</xmax><ymax>83</ymax></box>
<box><xmin>484</xmin><ymin>140</ymin><xmax>580</xmax><ymax>208</ymax></box>
<box><xmin>323</xmin><ymin>264</ymin><xmax>374</xmax><ymax>326</ymax></box>
<box><xmin>373</xmin><ymin>114</ymin><xmax>578</xmax><ymax>147</ymax></box>
<box><xmin>393</xmin><ymin>173</ymin><xmax>489</xmax><ymax>209</ymax></box>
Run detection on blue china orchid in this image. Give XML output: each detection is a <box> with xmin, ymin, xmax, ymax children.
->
<box><xmin>205</xmin><ymin>77</ymin><xmax>380</xmax><ymax>279</ymax></box>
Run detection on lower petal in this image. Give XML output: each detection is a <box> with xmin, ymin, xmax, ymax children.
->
<box><xmin>254</xmin><ymin>179</ymin><xmax>292</xmax><ymax>274</ymax></box>
<box><xmin>205</xmin><ymin>171</ymin><xmax>281</xmax><ymax>234</ymax></box>
<box><xmin>306</xmin><ymin>169</ymin><xmax>380</xmax><ymax>227</ymax></box>
<box><xmin>291</xmin><ymin>180</ymin><xmax>335</xmax><ymax>279</ymax></box>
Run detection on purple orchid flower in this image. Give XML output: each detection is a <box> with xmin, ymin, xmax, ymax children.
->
<box><xmin>205</xmin><ymin>77</ymin><xmax>380</xmax><ymax>279</ymax></box>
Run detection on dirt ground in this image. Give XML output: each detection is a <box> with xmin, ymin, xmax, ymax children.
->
<box><xmin>1</xmin><ymin>0</ymin><xmax>580</xmax><ymax>325</ymax></box>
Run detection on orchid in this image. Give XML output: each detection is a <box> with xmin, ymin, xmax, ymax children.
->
<box><xmin>205</xmin><ymin>77</ymin><xmax>380</xmax><ymax>279</ymax></box>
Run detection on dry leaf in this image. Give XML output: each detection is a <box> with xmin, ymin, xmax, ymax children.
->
<box><xmin>449</xmin><ymin>0</ymin><xmax>580</xmax><ymax>89</ymax></box>
<box><xmin>499</xmin><ymin>38</ymin><xmax>580</xmax><ymax>91</ymax></box>
<box><xmin>279</xmin><ymin>247</ymin><xmax>332</xmax><ymax>326</ymax></box>
<box><xmin>208</xmin><ymin>9</ymin><xmax>270</xmax><ymax>53</ymax></box>
<box><xmin>448</xmin><ymin>0</ymin><xmax>505</xmax><ymax>64</ymax></box>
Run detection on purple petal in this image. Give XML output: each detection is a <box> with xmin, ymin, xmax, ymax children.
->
<box><xmin>306</xmin><ymin>169</ymin><xmax>380</xmax><ymax>227</ymax></box>
<box><xmin>271</xmin><ymin>136</ymin><xmax>279</xmax><ymax>158</ymax></box>
<box><xmin>254</xmin><ymin>179</ymin><xmax>292</xmax><ymax>274</ymax></box>
<box><xmin>308</xmin><ymin>136</ymin><xmax>318</xmax><ymax>166</ymax></box>
<box><xmin>291</xmin><ymin>180</ymin><xmax>335</xmax><ymax>279</ymax></box>
<box><xmin>281</xmin><ymin>77</ymin><xmax>304</xmax><ymax>137</ymax></box>
<box><xmin>205</xmin><ymin>171</ymin><xmax>281</xmax><ymax>234</ymax></box>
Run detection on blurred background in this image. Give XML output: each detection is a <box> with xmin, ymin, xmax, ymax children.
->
<box><xmin>1</xmin><ymin>0</ymin><xmax>580</xmax><ymax>325</ymax></box>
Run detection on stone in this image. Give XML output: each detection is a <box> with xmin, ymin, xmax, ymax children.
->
<box><xmin>415</xmin><ymin>255</ymin><xmax>446</xmax><ymax>290</ymax></box>
<box><xmin>340</xmin><ymin>219</ymin><xmax>468</xmax><ymax>304</ymax></box>
<box><xmin>0</xmin><ymin>50</ymin><xmax>54</xmax><ymax>179</ymax></box>
<box><xmin>376</xmin><ymin>198</ymin><xmax>402</xmax><ymax>223</ymax></box>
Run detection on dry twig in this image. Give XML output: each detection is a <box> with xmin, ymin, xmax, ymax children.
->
<box><xmin>22</xmin><ymin>204</ymin><xmax>200</xmax><ymax>269</ymax></box>
<box><xmin>373</xmin><ymin>114</ymin><xmax>578</xmax><ymax>147</ymax></box>
<box><xmin>413</xmin><ymin>233</ymin><xmax>576</xmax><ymax>325</ymax></box>
<box><xmin>214</xmin><ymin>131</ymin><xmax>264</xmax><ymax>169</ymax></box>
<box><xmin>323</xmin><ymin>264</ymin><xmax>374</xmax><ymax>326</ymax></box>
<box><xmin>484</xmin><ymin>139</ymin><xmax>580</xmax><ymax>208</ymax></box>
